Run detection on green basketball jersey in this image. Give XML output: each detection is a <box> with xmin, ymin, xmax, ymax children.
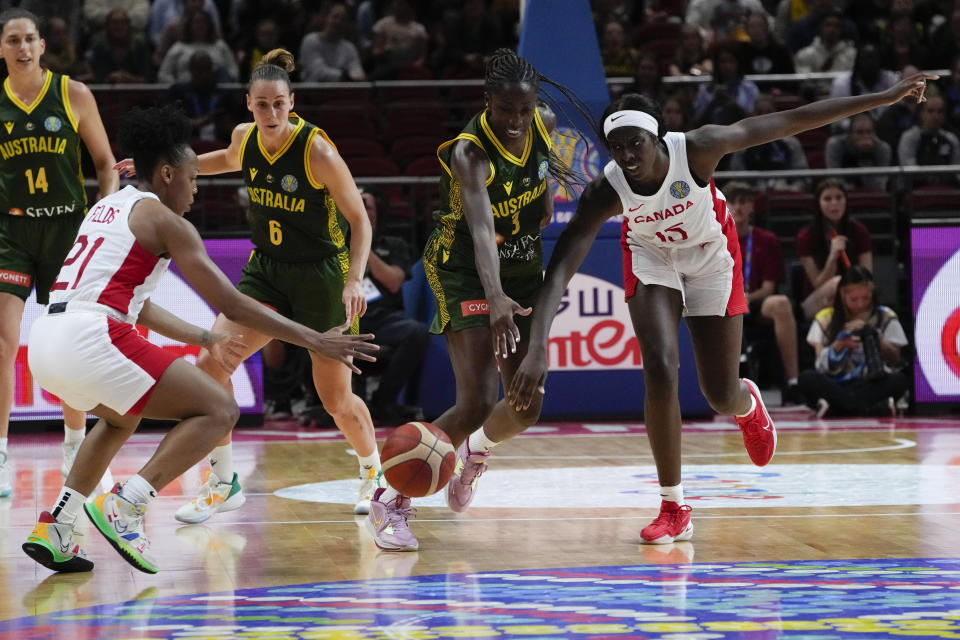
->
<box><xmin>240</xmin><ymin>114</ymin><xmax>349</xmax><ymax>264</ymax></box>
<box><xmin>0</xmin><ymin>70</ymin><xmax>85</xmax><ymax>218</ymax></box>
<box><xmin>430</xmin><ymin>108</ymin><xmax>552</xmax><ymax>276</ymax></box>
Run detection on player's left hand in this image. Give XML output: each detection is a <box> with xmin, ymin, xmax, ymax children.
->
<box><xmin>886</xmin><ymin>72</ymin><xmax>938</xmax><ymax>105</ymax></box>
<box><xmin>342</xmin><ymin>278</ymin><xmax>367</xmax><ymax>327</ymax></box>
<box><xmin>206</xmin><ymin>332</ymin><xmax>247</xmax><ymax>373</ymax></box>
<box><xmin>113</xmin><ymin>158</ymin><xmax>136</xmax><ymax>177</ymax></box>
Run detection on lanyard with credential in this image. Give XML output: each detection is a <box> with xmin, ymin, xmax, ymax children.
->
<box><xmin>743</xmin><ymin>227</ymin><xmax>753</xmax><ymax>293</ymax></box>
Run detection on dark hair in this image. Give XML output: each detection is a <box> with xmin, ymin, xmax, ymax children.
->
<box><xmin>810</xmin><ymin>177</ymin><xmax>851</xmax><ymax>268</ymax></box>
<box><xmin>182</xmin><ymin>9</ymin><xmax>217</xmax><ymax>44</ymax></box>
<box><xmin>600</xmin><ymin>93</ymin><xmax>666</xmax><ymax>142</ymax></box>
<box><xmin>484</xmin><ymin>48</ymin><xmax>596</xmax><ymax>193</ymax></box>
<box><xmin>723</xmin><ymin>180</ymin><xmax>758</xmax><ymax>201</ymax></box>
<box><xmin>0</xmin><ymin>8</ymin><xmax>41</xmax><ymax>35</ymax></box>
<box><xmin>249</xmin><ymin>48</ymin><xmax>295</xmax><ymax>92</ymax></box>
<box><xmin>826</xmin><ymin>265</ymin><xmax>877</xmax><ymax>339</ymax></box>
<box><xmin>118</xmin><ymin>104</ymin><xmax>193</xmax><ymax>179</ymax></box>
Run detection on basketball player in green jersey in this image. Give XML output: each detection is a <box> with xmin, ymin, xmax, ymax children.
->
<box><xmin>133</xmin><ymin>49</ymin><xmax>384</xmax><ymax>523</ymax></box>
<box><xmin>0</xmin><ymin>9</ymin><xmax>118</xmax><ymax>497</ymax></box>
<box><xmin>366</xmin><ymin>49</ymin><xmax>587</xmax><ymax>551</ymax></box>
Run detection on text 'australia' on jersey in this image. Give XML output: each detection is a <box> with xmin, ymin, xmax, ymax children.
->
<box><xmin>0</xmin><ymin>71</ymin><xmax>86</xmax><ymax>218</ymax></box>
<box><xmin>430</xmin><ymin>108</ymin><xmax>552</xmax><ymax>275</ymax></box>
<box><xmin>240</xmin><ymin>115</ymin><xmax>348</xmax><ymax>263</ymax></box>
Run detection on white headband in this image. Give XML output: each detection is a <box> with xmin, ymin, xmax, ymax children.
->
<box><xmin>603</xmin><ymin>110</ymin><xmax>659</xmax><ymax>138</ymax></box>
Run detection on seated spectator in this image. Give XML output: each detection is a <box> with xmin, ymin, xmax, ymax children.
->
<box><xmin>239</xmin><ymin>18</ymin><xmax>283</xmax><ymax>82</ymax></box>
<box><xmin>693</xmin><ymin>40</ymin><xmax>759</xmax><ymax>127</ymax></box>
<box><xmin>729</xmin><ymin>94</ymin><xmax>810</xmax><ymax>191</ymax></box>
<box><xmin>300</xmin><ymin>3</ymin><xmax>366</xmax><ymax>82</ymax></box>
<box><xmin>879</xmin><ymin>10</ymin><xmax>929</xmax><ymax>72</ymax></box>
<box><xmin>662</xmin><ymin>92</ymin><xmax>693</xmax><ymax>131</ymax></box>
<box><xmin>356</xmin><ymin>186</ymin><xmax>427</xmax><ymax>423</ymax></box>
<box><xmin>685</xmin><ymin>0</ymin><xmax>770</xmax><ymax>45</ymax></box>
<box><xmin>877</xmin><ymin>63</ymin><xmax>922</xmax><ymax>152</ymax></box>
<box><xmin>741</xmin><ymin>10</ymin><xmax>796</xmax><ymax>88</ymax></box>
<box><xmin>149</xmin><ymin>0</ymin><xmax>223</xmax><ymax>49</ymax></box>
<box><xmin>796</xmin><ymin>178</ymin><xmax>873</xmax><ymax>319</ymax></box>
<box><xmin>798</xmin><ymin>266</ymin><xmax>909</xmax><ymax>417</ymax></box>
<box><xmin>158</xmin><ymin>9</ymin><xmax>239</xmax><ymax>84</ymax></box>
<box><xmin>601</xmin><ymin>20</ymin><xmax>639</xmax><ymax>78</ymax></box>
<box><xmin>668</xmin><ymin>24</ymin><xmax>713</xmax><ymax>76</ymax></box>
<box><xmin>825</xmin><ymin>113</ymin><xmax>892</xmax><ymax>191</ymax></box>
<box><xmin>942</xmin><ymin>54</ymin><xmax>960</xmax><ymax>135</ymax></box>
<box><xmin>897</xmin><ymin>93</ymin><xmax>960</xmax><ymax>188</ymax></box>
<box><xmin>87</xmin><ymin>7</ymin><xmax>154</xmax><ymax>84</ymax></box>
<box><xmin>926</xmin><ymin>7</ymin><xmax>960</xmax><ymax>70</ymax></box>
<box><xmin>83</xmin><ymin>0</ymin><xmax>150</xmax><ymax>35</ymax></box>
<box><xmin>370</xmin><ymin>0</ymin><xmax>428</xmax><ymax>79</ymax></box>
<box><xmin>793</xmin><ymin>8</ymin><xmax>857</xmax><ymax>74</ymax></box>
<box><xmin>168</xmin><ymin>51</ymin><xmax>237</xmax><ymax>143</ymax></box>
<box><xmin>431</xmin><ymin>0</ymin><xmax>508</xmax><ymax>78</ymax></box>
<box><xmin>624</xmin><ymin>50</ymin><xmax>663</xmax><ymax>101</ymax></box>
<box><xmin>40</xmin><ymin>16</ymin><xmax>91</xmax><ymax>80</ymax></box>
<box><xmin>727</xmin><ymin>181</ymin><xmax>802</xmax><ymax>404</ymax></box>
<box><xmin>829</xmin><ymin>44</ymin><xmax>900</xmax><ymax>124</ymax></box>
<box><xmin>785</xmin><ymin>0</ymin><xmax>859</xmax><ymax>53</ymax></box>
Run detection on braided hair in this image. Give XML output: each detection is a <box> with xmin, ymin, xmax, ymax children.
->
<box><xmin>484</xmin><ymin>48</ymin><xmax>597</xmax><ymax>193</ymax></box>
<box><xmin>118</xmin><ymin>104</ymin><xmax>193</xmax><ymax>179</ymax></box>
<box><xmin>249</xmin><ymin>48</ymin><xmax>295</xmax><ymax>92</ymax></box>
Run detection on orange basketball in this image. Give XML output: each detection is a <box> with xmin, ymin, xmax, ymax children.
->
<box><xmin>381</xmin><ymin>421</ymin><xmax>456</xmax><ymax>497</ymax></box>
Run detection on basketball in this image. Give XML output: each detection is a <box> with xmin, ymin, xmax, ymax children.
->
<box><xmin>381</xmin><ymin>421</ymin><xmax>456</xmax><ymax>497</ymax></box>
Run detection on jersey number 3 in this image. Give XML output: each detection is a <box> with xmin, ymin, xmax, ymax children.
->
<box><xmin>50</xmin><ymin>235</ymin><xmax>105</xmax><ymax>291</ymax></box>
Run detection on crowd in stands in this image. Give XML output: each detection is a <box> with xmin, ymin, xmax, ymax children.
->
<box><xmin>4</xmin><ymin>0</ymin><xmax>946</xmax><ymax>419</ymax></box>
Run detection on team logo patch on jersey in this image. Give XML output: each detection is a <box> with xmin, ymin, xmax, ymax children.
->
<box><xmin>669</xmin><ymin>180</ymin><xmax>690</xmax><ymax>198</ymax></box>
<box><xmin>3</xmin><ymin>122</ymin><xmax>12</xmax><ymax>134</ymax></box>
<box><xmin>7</xmin><ymin>208</ymin><xmax>23</xmax><ymax>216</ymax></box>
<box><xmin>521</xmin><ymin>177</ymin><xmax>531</xmax><ymax>187</ymax></box>
<box><xmin>265</xmin><ymin>174</ymin><xmax>274</xmax><ymax>184</ymax></box>
<box><xmin>281</xmin><ymin>175</ymin><xmax>298</xmax><ymax>193</ymax></box>
<box><xmin>249</xmin><ymin>168</ymin><xmax>258</xmax><ymax>181</ymax></box>
<box><xmin>43</xmin><ymin>116</ymin><xmax>62</xmax><ymax>132</ymax></box>
<box><xmin>538</xmin><ymin>160</ymin><xmax>548</xmax><ymax>180</ymax></box>
<box><xmin>24</xmin><ymin>122</ymin><xmax>34</xmax><ymax>131</ymax></box>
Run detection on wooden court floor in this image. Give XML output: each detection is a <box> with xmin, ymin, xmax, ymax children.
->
<box><xmin>2</xmin><ymin>410</ymin><xmax>960</xmax><ymax>639</ymax></box>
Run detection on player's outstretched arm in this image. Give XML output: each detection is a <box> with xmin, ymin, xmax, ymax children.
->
<box><xmin>136</xmin><ymin>299</ymin><xmax>247</xmax><ymax>373</ymax></box>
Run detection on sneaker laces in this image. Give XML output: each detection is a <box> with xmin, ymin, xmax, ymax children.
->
<box><xmin>193</xmin><ymin>471</ymin><xmax>223</xmax><ymax>506</ymax></box>
<box><xmin>386</xmin><ymin>495</ymin><xmax>416</xmax><ymax>524</ymax></box>
<box><xmin>458</xmin><ymin>453</ymin><xmax>488</xmax><ymax>486</ymax></box>
<box><xmin>650</xmin><ymin>503</ymin><xmax>692</xmax><ymax>529</ymax></box>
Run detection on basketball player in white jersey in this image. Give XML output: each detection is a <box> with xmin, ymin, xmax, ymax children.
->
<box><xmin>21</xmin><ymin>104</ymin><xmax>377</xmax><ymax>574</ymax></box>
<box><xmin>508</xmin><ymin>72</ymin><xmax>933</xmax><ymax>545</ymax></box>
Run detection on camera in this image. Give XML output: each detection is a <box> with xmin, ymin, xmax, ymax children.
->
<box><xmin>852</xmin><ymin>326</ymin><xmax>885</xmax><ymax>380</ymax></box>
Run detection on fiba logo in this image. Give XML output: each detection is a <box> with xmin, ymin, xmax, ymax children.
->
<box><xmin>43</xmin><ymin>116</ymin><xmax>62</xmax><ymax>132</ymax></box>
<box><xmin>550</xmin><ymin>126</ymin><xmax>601</xmax><ymax>203</ymax></box>
<box><xmin>916</xmin><ymin>246</ymin><xmax>960</xmax><ymax>395</ymax></box>
<box><xmin>670</xmin><ymin>181</ymin><xmax>690</xmax><ymax>198</ymax></box>
<box><xmin>281</xmin><ymin>175</ymin><xmax>298</xmax><ymax>193</ymax></box>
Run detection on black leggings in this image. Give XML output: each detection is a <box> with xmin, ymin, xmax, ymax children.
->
<box><xmin>798</xmin><ymin>369</ymin><xmax>909</xmax><ymax>415</ymax></box>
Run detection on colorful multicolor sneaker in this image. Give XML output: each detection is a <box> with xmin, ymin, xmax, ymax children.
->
<box><xmin>0</xmin><ymin>451</ymin><xmax>11</xmax><ymax>497</ymax></box>
<box><xmin>61</xmin><ymin>441</ymin><xmax>81</xmax><ymax>478</ymax></box>
<box><xmin>22</xmin><ymin>511</ymin><xmax>94</xmax><ymax>572</ymax></box>
<box><xmin>735</xmin><ymin>378</ymin><xmax>777</xmax><ymax>467</ymax></box>
<box><xmin>355</xmin><ymin>467</ymin><xmax>385</xmax><ymax>515</ymax></box>
<box><xmin>446</xmin><ymin>440</ymin><xmax>489</xmax><ymax>513</ymax></box>
<box><xmin>174</xmin><ymin>470</ymin><xmax>245</xmax><ymax>524</ymax></box>
<box><xmin>85</xmin><ymin>483</ymin><xmax>158</xmax><ymax>574</ymax></box>
<box><xmin>640</xmin><ymin>500</ymin><xmax>694</xmax><ymax>544</ymax></box>
<box><xmin>365</xmin><ymin>488</ymin><xmax>418</xmax><ymax>551</ymax></box>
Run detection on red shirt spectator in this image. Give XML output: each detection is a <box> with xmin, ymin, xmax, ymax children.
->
<box><xmin>740</xmin><ymin>226</ymin><xmax>785</xmax><ymax>294</ymax></box>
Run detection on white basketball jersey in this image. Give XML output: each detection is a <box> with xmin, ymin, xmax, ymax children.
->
<box><xmin>49</xmin><ymin>185</ymin><xmax>171</xmax><ymax>323</ymax></box>
<box><xmin>605</xmin><ymin>132</ymin><xmax>729</xmax><ymax>250</ymax></box>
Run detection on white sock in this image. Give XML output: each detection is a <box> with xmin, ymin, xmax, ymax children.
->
<box><xmin>468</xmin><ymin>426</ymin><xmax>498</xmax><ymax>454</ymax></box>
<box><xmin>736</xmin><ymin>394</ymin><xmax>757</xmax><ymax>418</ymax></box>
<box><xmin>120</xmin><ymin>474</ymin><xmax>157</xmax><ymax>506</ymax></box>
<box><xmin>0</xmin><ymin>437</ymin><xmax>7</xmax><ymax>454</ymax></box>
<box><xmin>379</xmin><ymin>486</ymin><xmax>400</xmax><ymax>503</ymax></box>
<box><xmin>64</xmin><ymin>425</ymin><xmax>85</xmax><ymax>445</ymax></box>
<box><xmin>358</xmin><ymin>451</ymin><xmax>381</xmax><ymax>476</ymax></box>
<box><xmin>51</xmin><ymin>486</ymin><xmax>86</xmax><ymax>524</ymax></box>
<box><xmin>660</xmin><ymin>483</ymin><xmax>685</xmax><ymax>506</ymax></box>
<box><xmin>210</xmin><ymin>444</ymin><xmax>234</xmax><ymax>479</ymax></box>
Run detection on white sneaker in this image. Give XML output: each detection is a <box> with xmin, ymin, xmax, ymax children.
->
<box><xmin>85</xmin><ymin>484</ymin><xmax>157</xmax><ymax>573</ymax></box>
<box><xmin>0</xmin><ymin>451</ymin><xmax>11</xmax><ymax>497</ymax></box>
<box><xmin>816</xmin><ymin>398</ymin><xmax>830</xmax><ymax>419</ymax></box>
<box><xmin>174</xmin><ymin>470</ymin><xmax>245</xmax><ymax>524</ymax></box>
<box><xmin>355</xmin><ymin>467</ymin><xmax>385</xmax><ymax>515</ymax></box>
<box><xmin>62</xmin><ymin>441</ymin><xmax>81</xmax><ymax>478</ymax></box>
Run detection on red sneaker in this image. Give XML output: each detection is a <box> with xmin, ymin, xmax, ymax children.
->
<box><xmin>736</xmin><ymin>378</ymin><xmax>777</xmax><ymax>466</ymax></box>
<box><xmin>641</xmin><ymin>500</ymin><xmax>693</xmax><ymax>544</ymax></box>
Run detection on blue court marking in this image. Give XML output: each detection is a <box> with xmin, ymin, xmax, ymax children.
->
<box><xmin>4</xmin><ymin>558</ymin><xmax>960</xmax><ymax>639</ymax></box>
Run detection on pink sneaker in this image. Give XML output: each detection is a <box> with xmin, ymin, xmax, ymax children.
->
<box><xmin>735</xmin><ymin>378</ymin><xmax>777</xmax><ymax>466</ymax></box>
<box><xmin>640</xmin><ymin>500</ymin><xmax>693</xmax><ymax>544</ymax></box>
<box><xmin>364</xmin><ymin>488</ymin><xmax>418</xmax><ymax>551</ymax></box>
<box><xmin>446</xmin><ymin>440</ymin><xmax>489</xmax><ymax>513</ymax></box>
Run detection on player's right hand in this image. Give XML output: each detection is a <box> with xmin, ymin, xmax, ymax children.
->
<box><xmin>113</xmin><ymin>158</ymin><xmax>136</xmax><ymax>177</ymax></box>
<box><xmin>310</xmin><ymin>322</ymin><xmax>379</xmax><ymax>374</ymax></box>
<box><xmin>488</xmin><ymin>294</ymin><xmax>531</xmax><ymax>359</ymax></box>
<box><xmin>207</xmin><ymin>332</ymin><xmax>247</xmax><ymax>374</ymax></box>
